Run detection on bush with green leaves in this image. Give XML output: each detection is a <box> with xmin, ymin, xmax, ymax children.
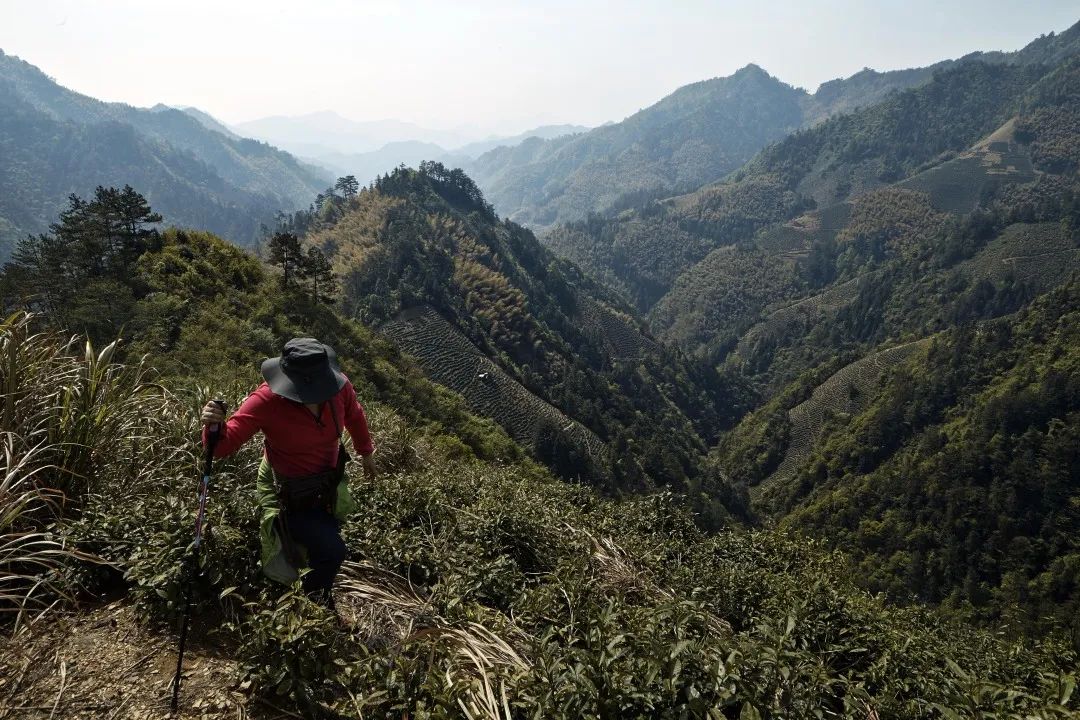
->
<box><xmin>1</xmin><ymin>312</ymin><xmax>1077</xmax><ymax>718</ymax></box>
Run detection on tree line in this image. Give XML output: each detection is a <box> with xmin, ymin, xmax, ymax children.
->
<box><xmin>1</xmin><ymin>186</ymin><xmax>340</xmax><ymax>334</ymax></box>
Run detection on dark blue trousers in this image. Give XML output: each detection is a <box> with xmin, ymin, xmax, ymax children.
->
<box><xmin>283</xmin><ymin>507</ymin><xmax>346</xmax><ymax>595</ymax></box>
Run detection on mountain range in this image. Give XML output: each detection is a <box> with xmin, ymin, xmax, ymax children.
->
<box><xmin>232</xmin><ymin>114</ymin><xmax>589</xmax><ymax>182</ymax></box>
<box><xmin>467</xmin><ymin>24</ymin><xmax>1080</xmax><ymax>230</ymax></box>
<box><xmin>539</xmin><ymin>22</ymin><xmax>1080</xmax><ymax>636</ymax></box>
<box><xmin>2</xmin><ymin>17</ymin><xmax>1080</xmax><ymax>717</ymax></box>
<box><xmin>283</xmin><ymin>21</ymin><xmax>1080</xmax><ymax>638</ymax></box>
<box><xmin>0</xmin><ymin>49</ymin><xmax>333</xmax><ymax>259</ymax></box>
<box><xmin>0</xmin><ymin>50</ymin><xmax>588</xmax><ymax>262</ymax></box>
<box><xmin>231</xmin><ymin>110</ymin><xmax>479</xmax><ymax>156</ymax></box>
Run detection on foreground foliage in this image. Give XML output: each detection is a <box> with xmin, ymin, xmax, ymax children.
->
<box><xmin>0</xmin><ymin>315</ymin><xmax>1077</xmax><ymax>718</ymax></box>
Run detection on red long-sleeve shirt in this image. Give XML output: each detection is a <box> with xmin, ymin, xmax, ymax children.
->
<box><xmin>202</xmin><ymin>380</ymin><xmax>375</xmax><ymax>477</ymax></box>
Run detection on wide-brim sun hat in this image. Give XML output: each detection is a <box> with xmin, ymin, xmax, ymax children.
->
<box><xmin>261</xmin><ymin>337</ymin><xmax>346</xmax><ymax>403</ymax></box>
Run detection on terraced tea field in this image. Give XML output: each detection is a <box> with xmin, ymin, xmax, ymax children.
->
<box><xmin>576</xmin><ymin>296</ymin><xmax>658</xmax><ymax>362</ymax></box>
<box><xmin>957</xmin><ymin>222</ymin><xmax>1080</xmax><ymax>288</ymax></box>
<box><xmin>734</xmin><ymin>221</ymin><xmax>1074</xmax><ymax>368</ymax></box>
<box><xmin>753</xmin><ymin>338</ymin><xmax>932</xmax><ymax>500</ymax></box>
<box><xmin>734</xmin><ymin>271</ymin><xmax>879</xmax><ymax>360</ymax></box>
<box><xmin>380</xmin><ymin>305</ymin><xmax>608</xmax><ymax>464</ymax></box>
<box><xmin>899</xmin><ymin>121</ymin><xmax>1036</xmax><ymax>215</ymax></box>
<box><xmin>754</xmin><ymin>202</ymin><xmax>853</xmax><ymax>256</ymax></box>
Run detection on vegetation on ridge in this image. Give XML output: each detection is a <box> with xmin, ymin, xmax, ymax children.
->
<box><xmin>296</xmin><ymin>162</ymin><xmax>748</xmax><ymax>519</ymax></box>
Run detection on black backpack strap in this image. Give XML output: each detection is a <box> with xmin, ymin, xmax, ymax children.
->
<box><xmin>328</xmin><ymin>400</ymin><xmax>347</xmax><ymax>452</ymax></box>
<box><xmin>327</xmin><ymin>401</ymin><xmax>351</xmax><ymax>513</ymax></box>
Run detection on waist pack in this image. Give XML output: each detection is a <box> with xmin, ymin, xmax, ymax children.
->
<box><xmin>277</xmin><ymin>469</ymin><xmax>338</xmax><ymax>512</ymax></box>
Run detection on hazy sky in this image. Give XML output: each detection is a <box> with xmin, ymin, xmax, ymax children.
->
<box><xmin>2</xmin><ymin>0</ymin><xmax>1077</xmax><ymax>136</ymax></box>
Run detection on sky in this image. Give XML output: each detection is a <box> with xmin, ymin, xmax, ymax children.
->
<box><xmin>1</xmin><ymin>0</ymin><xmax>1077</xmax><ymax>138</ymax></box>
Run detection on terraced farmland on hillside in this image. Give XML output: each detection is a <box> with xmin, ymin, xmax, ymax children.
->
<box><xmin>754</xmin><ymin>202</ymin><xmax>853</xmax><ymax>255</ymax></box>
<box><xmin>957</xmin><ymin>222</ymin><xmax>1080</xmax><ymax>287</ymax></box>
<box><xmin>754</xmin><ymin>338</ymin><xmax>932</xmax><ymax>499</ymax></box>
<box><xmin>576</xmin><ymin>296</ymin><xmax>658</xmax><ymax>361</ymax></box>
<box><xmin>380</xmin><ymin>305</ymin><xmax>607</xmax><ymax>465</ymax></box>
<box><xmin>899</xmin><ymin>121</ymin><xmax>1036</xmax><ymax>214</ymax></box>
<box><xmin>735</xmin><ymin>219</ymin><xmax>1075</xmax><ymax>371</ymax></box>
<box><xmin>734</xmin><ymin>272</ymin><xmax>878</xmax><ymax>361</ymax></box>
<box><xmin>651</xmin><ymin>245</ymin><xmax>803</xmax><ymax>356</ymax></box>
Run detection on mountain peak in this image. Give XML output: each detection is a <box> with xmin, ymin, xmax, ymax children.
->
<box><xmin>731</xmin><ymin>63</ymin><xmax>774</xmax><ymax>82</ymax></box>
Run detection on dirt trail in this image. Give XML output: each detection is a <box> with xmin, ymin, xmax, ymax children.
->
<box><xmin>0</xmin><ymin>603</ymin><xmax>277</xmax><ymax>720</ymax></box>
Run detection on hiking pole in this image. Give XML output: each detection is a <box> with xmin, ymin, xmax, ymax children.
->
<box><xmin>171</xmin><ymin>399</ymin><xmax>226</xmax><ymax>713</ymax></box>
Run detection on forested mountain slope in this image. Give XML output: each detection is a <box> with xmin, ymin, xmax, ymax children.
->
<box><xmin>2</xmin><ymin>319</ymin><xmax>1077</xmax><ymax>719</ymax></box>
<box><xmin>468</xmin><ymin>64</ymin><xmax>806</xmax><ymax>228</ymax></box>
<box><xmin>297</xmin><ymin>163</ymin><xmax>745</xmax><ymax>517</ymax></box>
<box><xmin>547</xmin><ymin>35</ymin><xmax>1080</xmax><ymax>316</ymax></box>
<box><xmin>740</xmin><ymin>283</ymin><xmax>1080</xmax><ymax>642</ymax></box>
<box><xmin>661</xmin><ymin>54</ymin><xmax>1080</xmax><ymax>379</ymax></box>
<box><xmin>695</xmin><ymin>55</ymin><xmax>1080</xmax><ymax>640</ymax></box>
<box><xmin>0</xmin><ymin>50</ymin><xmax>330</xmax><ymax>259</ymax></box>
<box><xmin>470</xmin><ymin>24</ymin><xmax>1080</xmax><ymax>232</ymax></box>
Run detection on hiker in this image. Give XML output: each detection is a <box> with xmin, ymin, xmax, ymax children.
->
<box><xmin>199</xmin><ymin>338</ymin><xmax>376</xmax><ymax>603</ymax></box>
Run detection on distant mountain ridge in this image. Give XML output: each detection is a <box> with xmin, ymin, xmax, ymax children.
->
<box><xmin>544</xmin><ymin>23</ymin><xmax>1080</xmax><ymax>316</ymax></box>
<box><xmin>232</xmin><ymin>110</ymin><xmax>479</xmax><ymax>157</ymax></box>
<box><xmin>174</xmin><ymin>105</ymin><xmax>240</xmax><ymax>139</ymax></box>
<box><xmin>449</xmin><ymin>124</ymin><xmax>590</xmax><ymax>160</ymax></box>
<box><xmin>469</xmin><ymin>24</ymin><xmax>1080</xmax><ymax>230</ymax></box>
<box><xmin>0</xmin><ymin>50</ymin><xmax>330</xmax><ymax>258</ymax></box>
<box><xmin>237</xmin><ymin>116</ymin><xmax>591</xmax><ymax>185</ymax></box>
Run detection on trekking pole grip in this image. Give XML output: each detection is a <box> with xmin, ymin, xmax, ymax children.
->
<box><xmin>207</xmin><ymin>399</ymin><xmax>227</xmax><ymax>449</ymax></box>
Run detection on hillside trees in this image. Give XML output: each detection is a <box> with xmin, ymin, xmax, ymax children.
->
<box><xmin>303</xmin><ymin>165</ymin><xmax>748</xmax><ymax>503</ymax></box>
<box><xmin>771</xmin><ymin>282</ymin><xmax>1080</xmax><ymax>640</ymax></box>
<box><xmin>266</xmin><ymin>231</ymin><xmax>304</xmax><ymax>287</ymax></box>
<box><xmin>1</xmin><ymin>187</ymin><xmax>346</xmax><ymax>350</ymax></box>
<box><xmin>0</xmin><ymin>53</ymin><xmax>328</xmax><ymax>258</ymax></box>
<box><xmin>265</xmin><ymin>230</ymin><xmax>339</xmax><ymax>303</ymax></box>
<box><xmin>2</xmin><ymin>311</ymin><xmax>1077</xmax><ymax>715</ymax></box>
<box><xmin>303</xmin><ymin>246</ymin><xmax>338</xmax><ymax>303</ymax></box>
<box><xmin>3</xmin><ymin>185</ymin><xmax>162</xmax><ymax>335</ymax></box>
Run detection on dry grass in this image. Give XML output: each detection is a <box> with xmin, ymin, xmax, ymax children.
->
<box><xmin>336</xmin><ymin>561</ymin><xmax>528</xmax><ymax>720</ymax></box>
<box><xmin>0</xmin><ymin>313</ymin><xmax>186</xmax><ymax>628</ymax></box>
<box><xmin>571</xmin><ymin>525</ymin><xmax>732</xmax><ymax>638</ymax></box>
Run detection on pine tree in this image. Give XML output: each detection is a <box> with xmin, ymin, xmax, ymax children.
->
<box><xmin>303</xmin><ymin>246</ymin><xmax>337</xmax><ymax>303</ymax></box>
<box><xmin>334</xmin><ymin>175</ymin><xmax>359</xmax><ymax>199</ymax></box>
<box><xmin>266</xmin><ymin>232</ymin><xmax>304</xmax><ymax>288</ymax></box>
<box><xmin>4</xmin><ymin>187</ymin><xmax>160</xmax><ymax>316</ymax></box>
<box><xmin>100</xmin><ymin>185</ymin><xmax>162</xmax><ymax>271</ymax></box>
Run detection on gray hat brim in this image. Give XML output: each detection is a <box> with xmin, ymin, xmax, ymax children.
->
<box><xmin>261</xmin><ymin>346</ymin><xmax>346</xmax><ymax>403</ymax></box>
